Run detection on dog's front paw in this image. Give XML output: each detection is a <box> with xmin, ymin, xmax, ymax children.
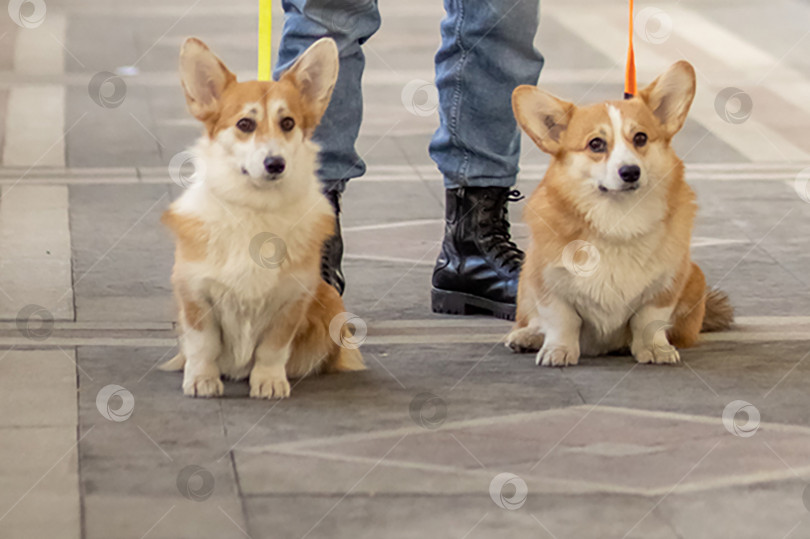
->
<box><xmin>505</xmin><ymin>327</ymin><xmax>545</xmax><ymax>353</ymax></box>
<box><xmin>536</xmin><ymin>343</ymin><xmax>579</xmax><ymax>367</ymax></box>
<box><xmin>249</xmin><ymin>368</ymin><xmax>291</xmax><ymax>399</ymax></box>
<box><xmin>633</xmin><ymin>344</ymin><xmax>681</xmax><ymax>365</ymax></box>
<box><xmin>183</xmin><ymin>374</ymin><xmax>224</xmax><ymax>398</ymax></box>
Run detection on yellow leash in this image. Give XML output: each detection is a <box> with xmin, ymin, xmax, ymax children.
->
<box><xmin>257</xmin><ymin>0</ymin><xmax>273</xmax><ymax>80</ymax></box>
<box><xmin>624</xmin><ymin>0</ymin><xmax>637</xmax><ymax>98</ymax></box>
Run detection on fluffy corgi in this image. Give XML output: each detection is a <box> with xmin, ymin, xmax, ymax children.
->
<box><xmin>160</xmin><ymin>37</ymin><xmax>363</xmax><ymax>398</ymax></box>
<box><xmin>507</xmin><ymin>61</ymin><xmax>733</xmax><ymax>367</ymax></box>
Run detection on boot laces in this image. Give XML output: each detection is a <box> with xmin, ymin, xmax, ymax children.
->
<box><xmin>480</xmin><ymin>189</ymin><xmax>524</xmax><ymax>271</ymax></box>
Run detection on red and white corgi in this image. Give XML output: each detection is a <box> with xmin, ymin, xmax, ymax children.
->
<box><xmin>507</xmin><ymin>61</ymin><xmax>733</xmax><ymax>367</ymax></box>
<box><xmin>160</xmin><ymin>37</ymin><xmax>363</xmax><ymax>398</ymax></box>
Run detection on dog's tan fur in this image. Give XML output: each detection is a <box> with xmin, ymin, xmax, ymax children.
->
<box><xmin>508</xmin><ymin>61</ymin><xmax>732</xmax><ymax>366</ymax></box>
<box><xmin>161</xmin><ymin>38</ymin><xmax>363</xmax><ymax>398</ymax></box>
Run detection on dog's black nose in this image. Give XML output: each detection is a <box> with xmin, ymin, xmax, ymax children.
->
<box><xmin>619</xmin><ymin>165</ymin><xmax>640</xmax><ymax>183</ymax></box>
<box><xmin>263</xmin><ymin>156</ymin><xmax>286</xmax><ymax>176</ymax></box>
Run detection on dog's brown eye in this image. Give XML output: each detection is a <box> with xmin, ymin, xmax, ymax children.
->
<box><xmin>633</xmin><ymin>132</ymin><xmax>648</xmax><ymax>147</ymax></box>
<box><xmin>236</xmin><ymin>118</ymin><xmax>256</xmax><ymax>133</ymax></box>
<box><xmin>588</xmin><ymin>137</ymin><xmax>607</xmax><ymax>153</ymax></box>
<box><xmin>280</xmin><ymin>117</ymin><xmax>295</xmax><ymax>132</ymax></box>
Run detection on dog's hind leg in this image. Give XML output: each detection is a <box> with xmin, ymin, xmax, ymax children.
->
<box><xmin>668</xmin><ymin>262</ymin><xmax>707</xmax><ymax>349</ymax></box>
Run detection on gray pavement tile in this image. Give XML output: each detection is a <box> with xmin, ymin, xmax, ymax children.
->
<box><xmin>84</xmin><ymin>496</ymin><xmax>247</xmax><ymax>539</ymax></box>
<box><xmin>66</xmin><ymin>86</ymin><xmax>164</xmax><ymax>168</ymax></box>
<box><xmin>77</xmin><ymin>346</ymin><xmax>229</xmax><ymax>455</ymax></box>
<box><xmin>243</xmin><ymin>493</ymin><xmax>677</xmax><ymax>539</ymax></box>
<box><xmin>221</xmin><ymin>343</ymin><xmax>581</xmax><ymax>450</ymax></box>
<box><xmin>69</xmin><ymin>184</ymin><xmax>174</xmax><ymax>322</ymax></box>
<box><xmin>563</xmin><ymin>340</ymin><xmax>810</xmax><ymax>426</ymax></box>
<box><xmin>659</xmin><ymin>480</ymin><xmax>810</xmax><ymax>539</ymax></box>
<box><xmin>234</xmin><ymin>451</ymin><xmax>487</xmax><ymax>496</ymax></box>
<box><xmin>0</xmin><ymin>349</ymin><xmax>77</xmax><ymax>428</ymax></box>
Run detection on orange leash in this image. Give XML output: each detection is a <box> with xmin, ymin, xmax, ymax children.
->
<box><xmin>624</xmin><ymin>0</ymin><xmax>637</xmax><ymax>98</ymax></box>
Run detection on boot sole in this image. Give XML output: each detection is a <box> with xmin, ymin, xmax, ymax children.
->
<box><xmin>431</xmin><ymin>287</ymin><xmax>516</xmax><ymax>321</ymax></box>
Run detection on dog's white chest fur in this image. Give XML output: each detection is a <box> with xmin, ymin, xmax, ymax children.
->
<box><xmin>174</xmin><ymin>182</ymin><xmax>328</xmax><ymax>378</ymax></box>
<box><xmin>547</xmin><ymin>228</ymin><xmax>677</xmax><ymax>354</ymax></box>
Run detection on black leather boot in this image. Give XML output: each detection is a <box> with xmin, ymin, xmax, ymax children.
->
<box><xmin>431</xmin><ymin>187</ymin><xmax>524</xmax><ymax>320</ymax></box>
<box><xmin>321</xmin><ymin>186</ymin><xmax>346</xmax><ymax>296</ymax></box>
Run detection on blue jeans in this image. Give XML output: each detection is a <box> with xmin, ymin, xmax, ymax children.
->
<box><xmin>274</xmin><ymin>0</ymin><xmax>543</xmax><ymax>190</ymax></box>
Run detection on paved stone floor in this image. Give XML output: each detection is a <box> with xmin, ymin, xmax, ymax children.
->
<box><xmin>2</xmin><ymin>0</ymin><xmax>810</xmax><ymax>537</ymax></box>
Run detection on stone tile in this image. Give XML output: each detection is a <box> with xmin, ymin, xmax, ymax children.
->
<box><xmin>234</xmin><ymin>451</ymin><xmax>487</xmax><ymax>496</ymax></box>
<box><xmin>0</xmin><ymin>185</ymin><xmax>73</xmax><ymax>320</ymax></box>
<box><xmin>659</xmin><ymin>480</ymin><xmax>810</xmax><ymax>539</ymax></box>
<box><xmin>305</xmin><ymin>406</ymin><xmax>810</xmax><ymax>494</ymax></box>
<box><xmin>0</xmin><ymin>349</ymin><xmax>77</xmax><ymax>427</ymax></box>
<box><xmin>77</xmin><ymin>346</ymin><xmax>229</xmax><ymax>456</ymax></box>
<box><xmin>244</xmin><ymin>493</ymin><xmax>677</xmax><ymax>539</ymax></box>
<box><xmin>563</xmin><ymin>340</ymin><xmax>810</xmax><ymax>426</ymax></box>
<box><xmin>0</xmin><ymin>426</ymin><xmax>80</xmax><ymax>539</ymax></box>
<box><xmin>69</xmin><ymin>184</ymin><xmax>174</xmax><ymax>322</ymax></box>
<box><xmin>84</xmin><ymin>496</ymin><xmax>247</xmax><ymax>539</ymax></box>
<box><xmin>221</xmin><ymin>343</ymin><xmax>581</xmax><ymax>450</ymax></box>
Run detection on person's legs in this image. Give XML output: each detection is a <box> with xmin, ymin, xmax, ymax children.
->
<box><xmin>430</xmin><ymin>0</ymin><xmax>543</xmax><ymax>320</ymax></box>
<box><xmin>275</xmin><ymin>0</ymin><xmax>381</xmax><ymax>294</ymax></box>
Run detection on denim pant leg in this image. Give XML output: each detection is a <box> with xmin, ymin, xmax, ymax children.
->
<box><xmin>274</xmin><ymin>0</ymin><xmax>381</xmax><ymax>190</ymax></box>
<box><xmin>430</xmin><ymin>0</ymin><xmax>544</xmax><ymax>189</ymax></box>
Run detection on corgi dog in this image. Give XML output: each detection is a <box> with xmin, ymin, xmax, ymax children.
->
<box><xmin>506</xmin><ymin>61</ymin><xmax>733</xmax><ymax>367</ymax></box>
<box><xmin>159</xmin><ymin>37</ymin><xmax>364</xmax><ymax>398</ymax></box>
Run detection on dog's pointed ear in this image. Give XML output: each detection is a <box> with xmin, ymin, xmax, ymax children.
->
<box><xmin>512</xmin><ymin>85</ymin><xmax>575</xmax><ymax>155</ymax></box>
<box><xmin>639</xmin><ymin>61</ymin><xmax>696</xmax><ymax>138</ymax></box>
<box><xmin>280</xmin><ymin>38</ymin><xmax>339</xmax><ymax>129</ymax></box>
<box><xmin>179</xmin><ymin>38</ymin><xmax>236</xmax><ymax>122</ymax></box>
